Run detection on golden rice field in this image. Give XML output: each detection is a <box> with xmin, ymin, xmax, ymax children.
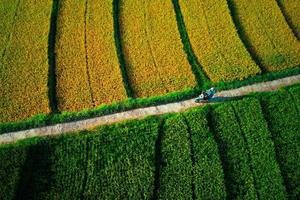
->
<box><xmin>0</xmin><ymin>0</ymin><xmax>52</xmax><ymax>122</ymax></box>
<box><xmin>120</xmin><ymin>0</ymin><xmax>196</xmax><ymax>98</ymax></box>
<box><xmin>230</xmin><ymin>0</ymin><xmax>300</xmax><ymax>71</ymax></box>
<box><xmin>56</xmin><ymin>0</ymin><xmax>93</xmax><ymax>111</ymax></box>
<box><xmin>0</xmin><ymin>0</ymin><xmax>299</xmax><ymax>123</ymax></box>
<box><xmin>277</xmin><ymin>0</ymin><xmax>300</xmax><ymax>39</ymax></box>
<box><xmin>178</xmin><ymin>0</ymin><xmax>261</xmax><ymax>82</ymax></box>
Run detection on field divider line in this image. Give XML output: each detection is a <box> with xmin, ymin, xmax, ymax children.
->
<box><xmin>226</xmin><ymin>0</ymin><xmax>265</xmax><ymax>72</ymax></box>
<box><xmin>48</xmin><ymin>0</ymin><xmax>59</xmax><ymax>113</ymax></box>
<box><xmin>113</xmin><ymin>0</ymin><xmax>134</xmax><ymax>98</ymax></box>
<box><xmin>0</xmin><ymin>74</ymin><xmax>299</xmax><ymax>144</ymax></box>
<box><xmin>172</xmin><ymin>0</ymin><xmax>208</xmax><ymax>87</ymax></box>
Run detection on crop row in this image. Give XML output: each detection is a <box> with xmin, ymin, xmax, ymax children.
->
<box><xmin>211</xmin><ymin>104</ymin><xmax>257</xmax><ymax>199</ymax></box>
<box><xmin>56</xmin><ymin>0</ymin><xmax>128</xmax><ymax>112</ymax></box>
<box><xmin>276</xmin><ymin>0</ymin><xmax>300</xmax><ymax>39</ymax></box>
<box><xmin>158</xmin><ymin>115</ymin><xmax>193</xmax><ymax>199</ymax></box>
<box><xmin>83</xmin><ymin>118</ymin><xmax>159</xmax><ymax>199</ymax></box>
<box><xmin>260</xmin><ymin>90</ymin><xmax>300</xmax><ymax>200</ymax></box>
<box><xmin>0</xmin><ymin>0</ymin><xmax>19</xmax><ymax>56</ymax></box>
<box><xmin>1</xmin><ymin>87</ymin><xmax>300</xmax><ymax>199</ymax></box>
<box><xmin>120</xmin><ymin>0</ymin><xmax>196</xmax><ymax>98</ymax></box>
<box><xmin>232</xmin><ymin>98</ymin><xmax>286</xmax><ymax>199</ymax></box>
<box><xmin>55</xmin><ymin>0</ymin><xmax>93</xmax><ymax>111</ymax></box>
<box><xmin>229</xmin><ymin>0</ymin><xmax>300</xmax><ymax>71</ymax></box>
<box><xmin>184</xmin><ymin>108</ymin><xmax>226</xmax><ymax>200</ymax></box>
<box><xmin>0</xmin><ymin>0</ymin><xmax>52</xmax><ymax>122</ymax></box>
<box><xmin>85</xmin><ymin>0</ymin><xmax>127</xmax><ymax>106</ymax></box>
<box><xmin>178</xmin><ymin>0</ymin><xmax>261</xmax><ymax>82</ymax></box>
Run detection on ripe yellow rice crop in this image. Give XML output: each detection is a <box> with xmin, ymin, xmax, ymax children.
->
<box><xmin>178</xmin><ymin>0</ymin><xmax>261</xmax><ymax>82</ymax></box>
<box><xmin>86</xmin><ymin>0</ymin><xmax>127</xmax><ymax>106</ymax></box>
<box><xmin>230</xmin><ymin>0</ymin><xmax>300</xmax><ymax>71</ymax></box>
<box><xmin>120</xmin><ymin>0</ymin><xmax>196</xmax><ymax>98</ymax></box>
<box><xmin>0</xmin><ymin>0</ymin><xmax>52</xmax><ymax>123</ymax></box>
<box><xmin>56</xmin><ymin>0</ymin><xmax>93</xmax><ymax>112</ymax></box>
<box><xmin>0</xmin><ymin>0</ymin><xmax>19</xmax><ymax>56</ymax></box>
<box><xmin>277</xmin><ymin>0</ymin><xmax>300</xmax><ymax>39</ymax></box>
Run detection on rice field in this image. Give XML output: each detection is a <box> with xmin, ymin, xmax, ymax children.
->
<box><xmin>1</xmin><ymin>86</ymin><xmax>299</xmax><ymax>199</ymax></box>
<box><xmin>0</xmin><ymin>0</ymin><xmax>52</xmax><ymax>122</ymax></box>
<box><xmin>120</xmin><ymin>0</ymin><xmax>196</xmax><ymax>98</ymax></box>
<box><xmin>0</xmin><ymin>0</ymin><xmax>299</xmax><ymax>123</ymax></box>
<box><xmin>229</xmin><ymin>0</ymin><xmax>300</xmax><ymax>71</ymax></box>
<box><xmin>276</xmin><ymin>0</ymin><xmax>300</xmax><ymax>39</ymax></box>
<box><xmin>178</xmin><ymin>0</ymin><xmax>261</xmax><ymax>82</ymax></box>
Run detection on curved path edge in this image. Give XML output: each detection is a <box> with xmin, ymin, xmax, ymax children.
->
<box><xmin>1</xmin><ymin>74</ymin><xmax>300</xmax><ymax>144</ymax></box>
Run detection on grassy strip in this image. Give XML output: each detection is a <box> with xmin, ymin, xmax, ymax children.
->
<box><xmin>119</xmin><ymin>0</ymin><xmax>196</xmax><ymax>98</ymax></box>
<box><xmin>158</xmin><ymin>115</ymin><xmax>193</xmax><ymax>199</ymax></box>
<box><xmin>0</xmin><ymin>68</ymin><xmax>299</xmax><ymax>134</ymax></box>
<box><xmin>172</xmin><ymin>0</ymin><xmax>209</xmax><ymax>88</ymax></box>
<box><xmin>276</xmin><ymin>0</ymin><xmax>300</xmax><ymax>40</ymax></box>
<box><xmin>177</xmin><ymin>0</ymin><xmax>260</xmax><ymax>82</ymax></box>
<box><xmin>228</xmin><ymin>0</ymin><xmax>300</xmax><ymax>71</ymax></box>
<box><xmin>83</xmin><ymin>118</ymin><xmax>159</xmax><ymax>199</ymax></box>
<box><xmin>113</xmin><ymin>0</ymin><xmax>134</xmax><ymax>98</ymax></box>
<box><xmin>184</xmin><ymin>107</ymin><xmax>226</xmax><ymax>200</ymax></box>
<box><xmin>48</xmin><ymin>0</ymin><xmax>59</xmax><ymax>113</ymax></box>
<box><xmin>232</xmin><ymin>98</ymin><xmax>287</xmax><ymax>199</ymax></box>
<box><xmin>260</xmin><ymin>90</ymin><xmax>300</xmax><ymax>200</ymax></box>
<box><xmin>209</xmin><ymin>104</ymin><xmax>257</xmax><ymax>200</ymax></box>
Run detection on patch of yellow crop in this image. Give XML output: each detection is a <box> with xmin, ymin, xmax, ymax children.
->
<box><xmin>86</xmin><ymin>0</ymin><xmax>127</xmax><ymax>106</ymax></box>
<box><xmin>278</xmin><ymin>0</ymin><xmax>300</xmax><ymax>39</ymax></box>
<box><xmin>0</xmin><ymin>0</ymin><xmax>52</xmax><ymax>123</ymax></box>
<box><xmin>0</xmin><ymin>0</ymin><xmax>19</xmax><ymax>55</ymax></box>
<box><xmin>56</xmin><ymin>0</ymin><xmax>93</xmax><ymax>112</ymax></box>
<box><xmin>179</xmin><ymin>0</ymin><xmax>261</xmax><ymax>82</ymax></box>
<box><xmin>231</xmin><ymin>0</ymin><xmax>300</xmax><ymax>71</ymax></box>
<box><xmin>120</xmin><ymin>0</ymin><xmax>196</xmax><ymax>98</ymax></box>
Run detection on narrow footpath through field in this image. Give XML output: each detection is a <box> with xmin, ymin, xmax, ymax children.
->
<box><xmin>1</xmin><ymin>74</ymin><xmax>299</xmax><ymax>144</ymax></box>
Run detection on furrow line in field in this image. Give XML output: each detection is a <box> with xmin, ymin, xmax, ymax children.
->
<box><xmin>143</xmin><ymin>2</ymin><xmax>169</xmax><ymax>93</ymax></box>
<box><xmin>152</xmin><ymin>119</ymin><xmax>164</xmax><ymax>200</ymax></box>
<box><xmin>84</xmin><ymin>0</ymin><xmax>95</xmax><ymax>107</ymax></box>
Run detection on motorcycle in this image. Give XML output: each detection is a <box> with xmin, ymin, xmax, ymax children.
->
<box><xmin>195</xmin><ymin>87</ymin><xmax>216</xmax><ymax>103</ymax></box>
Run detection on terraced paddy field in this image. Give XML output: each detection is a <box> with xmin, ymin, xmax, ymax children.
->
<box><xmin>0</xmin><ymin>0</ymin><xmax>300</xmax><ymax>124</ymax></box>
<box><xmin>1</xmin><ymin>85</ymin><xmax>299</xmax><ymax>200</ymax></box>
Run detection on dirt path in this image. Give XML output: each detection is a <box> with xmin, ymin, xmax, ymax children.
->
<box><xmin>1</xmin><ymin>74</ymin><xmax>299</xmax><ymax>144</ymax></box>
